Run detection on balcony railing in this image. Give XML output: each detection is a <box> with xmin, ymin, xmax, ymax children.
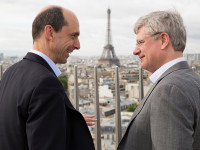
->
<box><xmin>73</xmin><ymin>65</ymin><xmax>144</xmax><ymax>150</ymax></box>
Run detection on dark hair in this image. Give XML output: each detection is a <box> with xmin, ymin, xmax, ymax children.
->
<box><xmin>32</xmin><ymin>7</ymin><xmax>68</xmax><ymax>41</ymax></box>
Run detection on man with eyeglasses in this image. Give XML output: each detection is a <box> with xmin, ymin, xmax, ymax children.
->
<box><xmin>118</xmin><ymin>10</ymin><xmax>200</xmax><ymax>150</ymax></box>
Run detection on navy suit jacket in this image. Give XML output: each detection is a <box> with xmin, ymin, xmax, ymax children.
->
<box><xmin>0</xmin><ymin>52</ymin><xmax>95</xmax><ymax>150</ymax></box>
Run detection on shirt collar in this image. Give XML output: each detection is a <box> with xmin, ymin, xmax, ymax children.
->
<box><xmin>150</xmin><ymin>57</ymin><xmax>186</xmax><ymax>83</ymax></box>
<box><xmin>29</xmin><ymin>49</ymin><xmax>61</xmax><ymax>77</ymax></box>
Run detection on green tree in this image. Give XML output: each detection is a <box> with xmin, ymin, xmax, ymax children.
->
<box><xmin>127</xmin><ymin>104</ymin><xmax>138</xmax><ymax>112</ymax></box>
<box><xmin>58</xmin><ymin>75</ymin><xmax>68</xmax><ymax>91</ymax></box>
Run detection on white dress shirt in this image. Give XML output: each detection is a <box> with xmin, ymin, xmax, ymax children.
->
<box><xmin>150</xmin><ymin>57</ymin><xmax>186</xmax><ymax>83</ymax></box>
<box><xmin>29</xmin><ymin>49</ymin><xmax>61</xmax><ymax>77</ymax></box>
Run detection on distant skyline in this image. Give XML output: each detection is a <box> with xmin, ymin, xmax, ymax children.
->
<box><xmin>0</xmin><ymin>0</ymin><xmax>200</xmax><ymax>57</ymax></box>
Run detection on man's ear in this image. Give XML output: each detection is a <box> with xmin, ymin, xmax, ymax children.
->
<box><xmin>160</xmin><ymin>32</ymin><xmax>170</xmax><ymax>50</ymax></box>
<box><xmin>44</xmin><ymin>25</ymin><xmax>54</xmax><ymax>41</ymax></box>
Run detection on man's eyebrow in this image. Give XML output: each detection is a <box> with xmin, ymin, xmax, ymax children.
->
<box><xmin>71</xmin><ymin>32</ymin><xmax>80</xmax><ymax>36</ymax></box>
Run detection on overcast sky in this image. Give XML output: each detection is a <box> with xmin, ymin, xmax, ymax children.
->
<box><xmin>0</xmin><ymin>0</ymin><xmax>200</xmax><ymax>56</ymax></box>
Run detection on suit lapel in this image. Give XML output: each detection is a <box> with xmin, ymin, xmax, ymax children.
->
<box><xmin>129</xmin><ymin>82</ymin><xmax>158</xmax><ymax>121</ymax></box>
<box><xmin>23</xmin><ymin>52</ymin><xmax>56</xmax><ymax>76</ymax></box>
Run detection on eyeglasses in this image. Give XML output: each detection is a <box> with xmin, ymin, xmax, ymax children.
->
<box><xmin>136</xmin><ymin>32</ymin><xmax>162</xmax><ymax>47</ymax></box>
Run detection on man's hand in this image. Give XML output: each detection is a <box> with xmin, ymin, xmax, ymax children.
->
<box><xmin>82</xmin><ymin>114</ymin><xmax>97</xmax><ymax>126</ymax></box>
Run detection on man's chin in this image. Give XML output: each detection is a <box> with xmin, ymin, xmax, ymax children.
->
<box><xmin>63</xmin><ymin>59</ymin><xmax>68</xmax><ymax>64</ymax></box>
<box><xmin>140</xmin><ymin>63</ymin><xmax>146</xmax><ymax>70</ymax></box>
<box><xmin>57</xmin><ymin>59</ymin><xmax>67</xmax><ymax>64</ymax></box>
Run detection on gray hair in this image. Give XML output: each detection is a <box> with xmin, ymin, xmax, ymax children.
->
<box><xmin>134</xmin><ymin>10</ymin><xmax>186</xmax><ymax>52</ymax></box>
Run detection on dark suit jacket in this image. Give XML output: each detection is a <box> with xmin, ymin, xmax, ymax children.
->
<box><xmin>118</xmin><ymin>61</ymin><xmax>200</xmax><ymax>150</ymax></box>
<box><xmin>0</xmin><ymin>53</ymin><xmax>95</xmax><ymax>150</ymax></box>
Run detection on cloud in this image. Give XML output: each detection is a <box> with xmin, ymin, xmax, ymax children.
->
<box><xmin>0</xmin><ymin>0</ymin><xmax>200</xmax><ymax>56</ymax></box>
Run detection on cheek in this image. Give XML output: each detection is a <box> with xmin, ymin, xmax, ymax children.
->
<box><xmin>58</xmin><ymin>42</ymin><xmax>69</xmax><ymax>52</ymax></box>
<box><xmin>63</xmin><ymin>41</ymin><xmax>73</xmax><ymax>49</ymax></box>
<box><xmin>148</xmin><ymin>50</ymin><xmax>160</xmax><ymax>66</ymax></box>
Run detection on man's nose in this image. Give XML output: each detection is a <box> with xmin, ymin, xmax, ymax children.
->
<box><xmin>133</xmin><ymin>46</ymin><xmax>140</xmax><ymax>55</ymax></box>
<box><xmin>74</xmin><ymin>38</ymin><xmax>80</xmax><ymax>50</ymax></box>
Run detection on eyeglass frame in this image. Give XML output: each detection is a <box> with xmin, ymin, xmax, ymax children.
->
<box><xmin>136</xmin><ymin>32</ymin><xmax>162</xmax><ymax>47</ymax></box>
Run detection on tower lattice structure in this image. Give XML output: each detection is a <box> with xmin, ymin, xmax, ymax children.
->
<box><xmin>98</xmin><ymin>8</ymin><xmax>120</xmax><ymax>67</ymax></box>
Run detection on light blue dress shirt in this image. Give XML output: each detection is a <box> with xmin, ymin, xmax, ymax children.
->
<box><xmin>29</xmin><ymin>49</ymin><xmax>61</xmax><ymax>77</ymax></box>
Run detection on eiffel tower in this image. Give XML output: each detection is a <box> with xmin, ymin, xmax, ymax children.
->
<box><xmin>98</xmin><ymin>8</ymin><xmax>120</xmax><ymax>67</ymax></box>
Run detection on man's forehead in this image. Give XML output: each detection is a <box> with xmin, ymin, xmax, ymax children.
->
<box><xmin>62</xmin><ymin>23</ymin><xmax>80</xmax><ymax>35</ymax></box>
<box><xmin>63</xmin><ymin>9</ymin><xmax>78</xmax><ymax>24</ymax></box>
<box><xmin>136</xmin><ymin>27</ymin><xmax>150</xmax><ymax>37</ymax></box>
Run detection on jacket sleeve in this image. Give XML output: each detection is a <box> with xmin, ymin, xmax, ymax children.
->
<box><xmin>26</xmin><ymin>76</ymin><xmax>67</xmax><ymax>150</ymax></box>
<box><xmin>150</xmin><ymin>84</ymin><xmax>194</xmax><ymax>150</ymax></box>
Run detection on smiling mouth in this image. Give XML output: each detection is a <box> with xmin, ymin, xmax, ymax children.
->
<box><xmin>140</xmin><ymin>56</ymin><xmax>144</xmax><ymax>60</ymax></box>
<box><xmin>67</xmin><ymin>49</ymin><xmax>73</xmax><ymax>54</ymax></box>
